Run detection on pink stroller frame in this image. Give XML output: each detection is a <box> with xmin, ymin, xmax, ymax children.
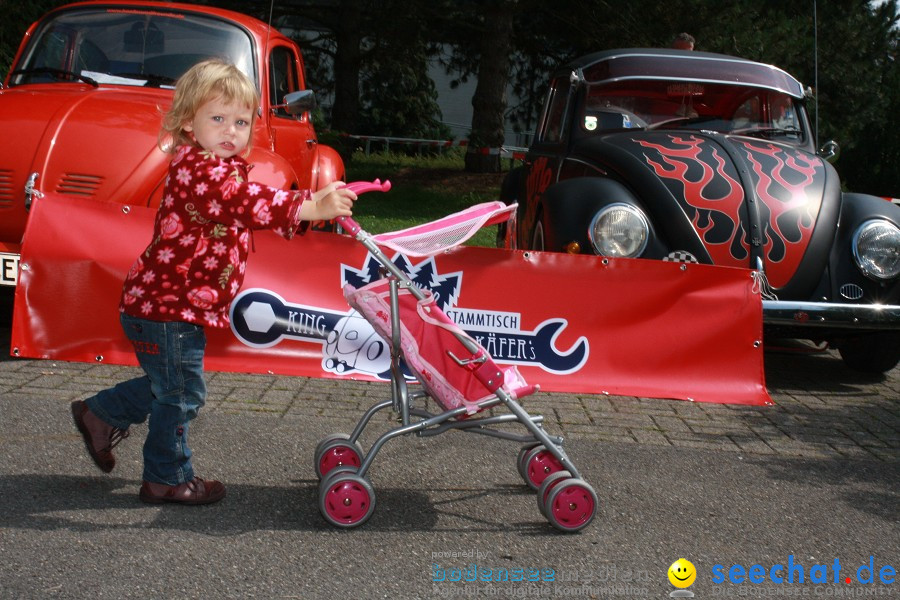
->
<box><xmin>315</xmin><ymin>180</ymin><xmax>597</xmax><ymax>532</ymax></box>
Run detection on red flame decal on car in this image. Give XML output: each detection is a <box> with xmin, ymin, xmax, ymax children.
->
<box><xmin>634</xmin><ymin>135</ymin><xmax>825</xmax><ymax>288</ymax></box>
<box><xmin>635</xmin><ymin>135</ymin><xmax>748</xmax><ymax>267</ymax></box>
<box><xmin>736</xmin><ymin>140</ymin><xmax>823</xmax><ymax>288</ymax></box>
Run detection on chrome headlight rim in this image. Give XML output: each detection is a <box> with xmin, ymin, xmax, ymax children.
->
<box><xmin>588</xmin><ymin>203</ymin><xmax>650</xmax><ymax>258</ymax></box>
<box><xmin>851</xmin><ymin>219</ymin><xmax>900</xmax><ymax>281</ymax></box>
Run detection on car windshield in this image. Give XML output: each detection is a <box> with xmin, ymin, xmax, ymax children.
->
<box><xmin>9</xmin><ymin>8</ymin><xmax>255</xmax><ymax>88</ymax></box>
<box><xmin>581</xmin><ymin>79</ymin><xmax>806</xmax><ymax>143</ymax></box>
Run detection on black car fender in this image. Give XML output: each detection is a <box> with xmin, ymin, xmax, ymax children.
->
<box><xmin>839</xmin><ymin>192</ymin><xmax>900</xmax><ymax>230</ymax></box>
<box><xmin>825</xmin><ymin>192</ymin><xmax>900</xmax><ymax>305</ymax></box>
<box><xmin>500</xmin><ymin>165</ymin><xmax>526</xmax><ymax>205</ymax></box>
<box><xmin>540</xmin><ymin>177</ymin><xmax>659</xmax><ymax>254</ymax></box>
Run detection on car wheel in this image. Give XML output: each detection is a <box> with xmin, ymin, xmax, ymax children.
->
<box><xmin>531</xmin><ymin>218</ymin><xmax>546</xmax><ymax>251</ymax></box>
<box><xmin>499</xmin><ymin>167</ymin><xmax>525</xmax><ymax>249</ymax></box>
<box><xmin>837</xmin><ymin>332</ymin><xmax>900</xmax><ymax>373</ymax></box>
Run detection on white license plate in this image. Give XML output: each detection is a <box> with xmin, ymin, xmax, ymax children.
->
<box><xmin>0</xmin><ymin>252</ymin><xmax>20</xmax><ymax>286</ymax></box>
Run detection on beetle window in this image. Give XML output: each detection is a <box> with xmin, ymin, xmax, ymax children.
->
<box><xmin>28</xmin><ymin>29</ymin><xmax>69</xmax><ymax>72</ymax></box>
<box><xmin>269</xmin><ymin>46</ymin><xmax>300</xmax><ymax>118</ymax></box>
<box><xmin>580</xmin><ymin>79</ymin><xmax>808</xmax><ymax>146</ymax></box>
<box><xmin>770</xmin><ymin>94</ymin><xmax>800</xmax><ymax>130</ymax></box>
<box><xmin>538</xmin><ymin>77</ymin><xmax>570</xmax><ymax>144</ymax></box>
<box><xmin>732</xmin><ymin>96</ymin><xmax>762</xmax><ymax>129</ymax></box>
<box><xmin>10</xmin><ymin>8</ymin><xmax>256</xmax><ymax>88</ymax></box>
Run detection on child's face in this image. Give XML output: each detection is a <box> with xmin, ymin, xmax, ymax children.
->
<box><xmin>183</xmin><ymin>95</ymin><xmax>254</xmax><ymax>159</ymax></box>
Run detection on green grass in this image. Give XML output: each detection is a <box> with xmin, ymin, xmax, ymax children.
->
<box><xmin>343</xmin><ymin>150</ymin><xmax>504</xmax><ymax>247</ymax></box>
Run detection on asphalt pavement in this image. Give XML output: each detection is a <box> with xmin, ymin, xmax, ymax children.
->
<box><xmin>0</xmin><ymin>307</ymin><xmax>897</xmax><ymax>599</ymax></box>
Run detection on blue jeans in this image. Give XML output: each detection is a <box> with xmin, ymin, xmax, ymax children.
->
<box><xmin>86</xmin><ymin>313</ymin><xmax>207</xmax><ymax>485</ymax></box>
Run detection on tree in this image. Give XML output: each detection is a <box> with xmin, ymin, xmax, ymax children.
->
<box><xmin>3</xmin><ymin>0</ymin><xmax>898</xmax><ymax>194</ymax></box>
<box><xmin>329</xmin><ymin>0</ymin><xmax>363</xmax><ymax>135</ymax></box>
<box><xmin>463</xmin><ymin>2</ymin><xmax>515</xmax><ymax>173</ymax></box>
<box><xmin>351</xmin><ymin>1</ymin><xmax>445</xmax><ymax>141</ymax></box>
<box><xmin>810</xmin><ymin>0</ymin><xmax>899</xmax><ymax>194</ymax></box>
<box><xmin>1</xmin><ymin>0</ymin><xmax>69</xmax><ymax>75</ymax></box>
<box><xmin>252</xmin><ymin>0</ymin><xmax>446</xmax><ymax>146</ymax></box>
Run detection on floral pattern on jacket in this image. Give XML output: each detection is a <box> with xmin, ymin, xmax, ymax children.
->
<box><xmin>120</xmin><ymin>145</ymin><xmax>309</xmax><ymax>328</ymax></box>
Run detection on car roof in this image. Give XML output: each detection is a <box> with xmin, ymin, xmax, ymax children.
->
<box><xmin>557</xmin><ymin>48</ymin><xmax>806</xmax><ymax>99</ymax></box>
<box><xmin>48</xmin><ymin>0</ymin><xmax>280</xmax><ymax>42</ymax></box>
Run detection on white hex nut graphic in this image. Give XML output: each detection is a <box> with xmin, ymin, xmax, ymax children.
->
<box><xmin>243</xmin><ymin>301</ymin><xmax>277</xmax><ymax>333</ymax></box>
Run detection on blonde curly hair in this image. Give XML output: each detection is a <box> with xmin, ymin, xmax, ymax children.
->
<box><xmin>159</xmin><ymin>58</ymin><xmax>260</xmax><ymax>153</ymax></box>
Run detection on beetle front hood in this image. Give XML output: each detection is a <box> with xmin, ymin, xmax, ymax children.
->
<box><xmin>590</xmin><ymin>132</ymin><xmax>839</xmax><ymax>292</ymax></box>
<box><xmin>0</xmin><ymin>85</ymin><xmax>169</xmax><ymax>203</ymax></box>
<box><xmin>0</xmin><ymin>85</ymin><xmax>171</xmax><ymax>249</ymax></box>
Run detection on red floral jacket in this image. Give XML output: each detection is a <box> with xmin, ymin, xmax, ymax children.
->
<box><xmin>120</xmin><ymin>145</ymin><xmax>309</xmax><ymax>328</ymax></box>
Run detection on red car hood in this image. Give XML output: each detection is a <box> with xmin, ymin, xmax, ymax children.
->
<box><xmin>0</xmin><ymin>84</ymin><xmax>170</xmax><ymax>249</ymax></box>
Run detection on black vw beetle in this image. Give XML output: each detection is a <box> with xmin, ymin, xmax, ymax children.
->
<box><xmin>501</xmin><ymin>48</ymin><xmax>900</xmax><ymax>373</ymax></box>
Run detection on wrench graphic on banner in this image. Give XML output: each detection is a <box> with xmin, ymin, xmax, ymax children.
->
<box><xmin>231</xmin><ymin>288</ymin><xmax>588</xmax><ymax>375</ymax></box>
<box><xmin>230</xmin><ymin>288</ymin><xmax>347</xmax><ymax>348</ymax></box>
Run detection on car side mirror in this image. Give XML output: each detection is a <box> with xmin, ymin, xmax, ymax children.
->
<box><xmin>280</xmin><ymin>90</ymin><xmax>316</xmax><ymax>115</ymax></box>
<box><xmin>818</xmin><ymin>140</ymin><xmax>840</xmax><ymax>163</ymax></box>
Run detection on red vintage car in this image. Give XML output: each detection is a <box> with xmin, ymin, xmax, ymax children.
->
<box><xmin>0</xmin><ymin>0</ymin><xmax>344</xmax><ymax>288</ymax></box>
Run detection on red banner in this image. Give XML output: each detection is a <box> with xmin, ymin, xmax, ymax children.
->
<box><xmin>11</xmin><ymin>193</ymin><xmax>770</xmax><ymax>405</ymax></box>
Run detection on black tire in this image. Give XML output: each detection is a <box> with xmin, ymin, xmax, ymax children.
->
<box><xmin>0</xmin><ymin>288</ymin><xmax>13</xmax><ymax>325</ymax></box>
<box><xmin>837</xmin><ymin>332</ymin><xmax>900</xmax><ymax>373</ymax></box>
<box><xmin>499</xmin><ymin>167</ymin><xmax>527</xmax><ymax>248</ymax></box>
<box><xmin>531</xmin><ymin>216</ymin><xmax>546</xmax><ymax>251</ymax></box>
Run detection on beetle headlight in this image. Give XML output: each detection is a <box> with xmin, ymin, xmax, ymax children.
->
<box><xmin>852</xmin><ymin>219</ymin><xmax>900</xmax><ymax>280</ymax></box>
<box><xmin>589</xmin><ymin>203</ymin><xmax>649</xmax><ymax>258</ymax></box>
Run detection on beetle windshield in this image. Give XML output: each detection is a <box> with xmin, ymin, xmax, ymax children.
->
<box><xmin>581</xmin><ymin>79</ymin><xmax>807</xmax><ymax>143</ymax></box>
<box><xmin>9</xmin><ymin>8</ymin><xmax>255</xmax><ymax>88</ymax></box>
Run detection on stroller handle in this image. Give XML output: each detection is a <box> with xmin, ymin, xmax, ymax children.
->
<box><xmin>336</xmin><ymin>179</ymin><xmax>392</xmax><ymax>235</ymax></box>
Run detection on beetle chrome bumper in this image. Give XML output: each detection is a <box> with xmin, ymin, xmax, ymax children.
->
<box><xmin>763</xmin><ymin>300</ymin><xmax>900</xmax><ymax>330</ymax></box>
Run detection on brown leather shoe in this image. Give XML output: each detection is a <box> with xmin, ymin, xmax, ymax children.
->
<box><xmin>71</xmin><ymin>400</ymin><xmax>129</xmax><ymax>473</ymax></box>
<box><xmin>139</xmin><ymin>477</ymin><xmax>226</xmax><ymax>505</ymax></box>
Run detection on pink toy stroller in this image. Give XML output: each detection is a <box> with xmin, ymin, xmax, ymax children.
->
<box><xmin>315</xmin><ymin>180</ymin><xmax>597</xmax><ymax>532</ymax></box>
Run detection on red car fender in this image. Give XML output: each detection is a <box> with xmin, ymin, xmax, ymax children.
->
<box><xmin>243</xmin><ymin>144</ymin><xmax>345</xmax><ymax>194</ymax></box>
<box><xmin>118</xmin><ymin>144</ymin><xmax>346</xmax><ymax>210</ymax></box>
<box><xmin>243</xmin><ymin>147</ymin><xmax>299</xmax><ymax>191</ymax></box>
<box><xmin>310</xmin><ymin>143</ymin><xmax>346</xmax><ymax>191</ymax></box>
<box><xmin>139</xmin><ymin>147</ymin><xmax>296</xmax><ymax>210</ymax></box>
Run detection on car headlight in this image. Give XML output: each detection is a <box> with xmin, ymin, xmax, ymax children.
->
<box><xmin>852</xmin><ymin>219</ymin><xmax>900</xmax><ymax>280</ymax></box>
<box><xmin>589</xmin><ymin>203</ymin><xmax>649</xmax><ymax>258</ymax></box>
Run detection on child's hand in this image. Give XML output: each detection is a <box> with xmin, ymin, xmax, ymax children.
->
<box><xmin>309</xmin><ymin>181</ymin><xmax>357</xmax><ymax>220</ymax></box>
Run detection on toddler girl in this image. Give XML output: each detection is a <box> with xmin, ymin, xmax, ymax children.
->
<box><xmin>71</xmin><ymin>59</ymin><xmax>356</xmax><ymax>505</ymax></box>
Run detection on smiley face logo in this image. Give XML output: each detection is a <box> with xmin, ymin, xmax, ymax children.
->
<box><xmin>668</xmin><ymin>558</ymin><xmax>697</xmax><ymax>588</ymax></box>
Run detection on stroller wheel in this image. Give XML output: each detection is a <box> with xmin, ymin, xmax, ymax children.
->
<box><xmin>319</xmin><ymin>472</ymin><xmax>376</xmax><ymax>528</ymax></box>
<box><xmin>515</xmin><ymin>443</ymin><xmax>541</xmax><ymax>482</ymax></box>
<box><xmin>522</xmin><ymin>445</ymin><xmax>565</xmax><ymax>490</ymax></box>
<box><xmin>544</xmin><ymin>478</ymin><xmax>597</xmax><ymax>533</ymax></box>
<box><xmin>537</xmin><ymin>470</ymin><xmax>572</xmax><ymax>517</ymax></box>
<box><xmin>314</xmin><ymin>434</ymin><xmax>364</xmax><ymax>480</ymax></box>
